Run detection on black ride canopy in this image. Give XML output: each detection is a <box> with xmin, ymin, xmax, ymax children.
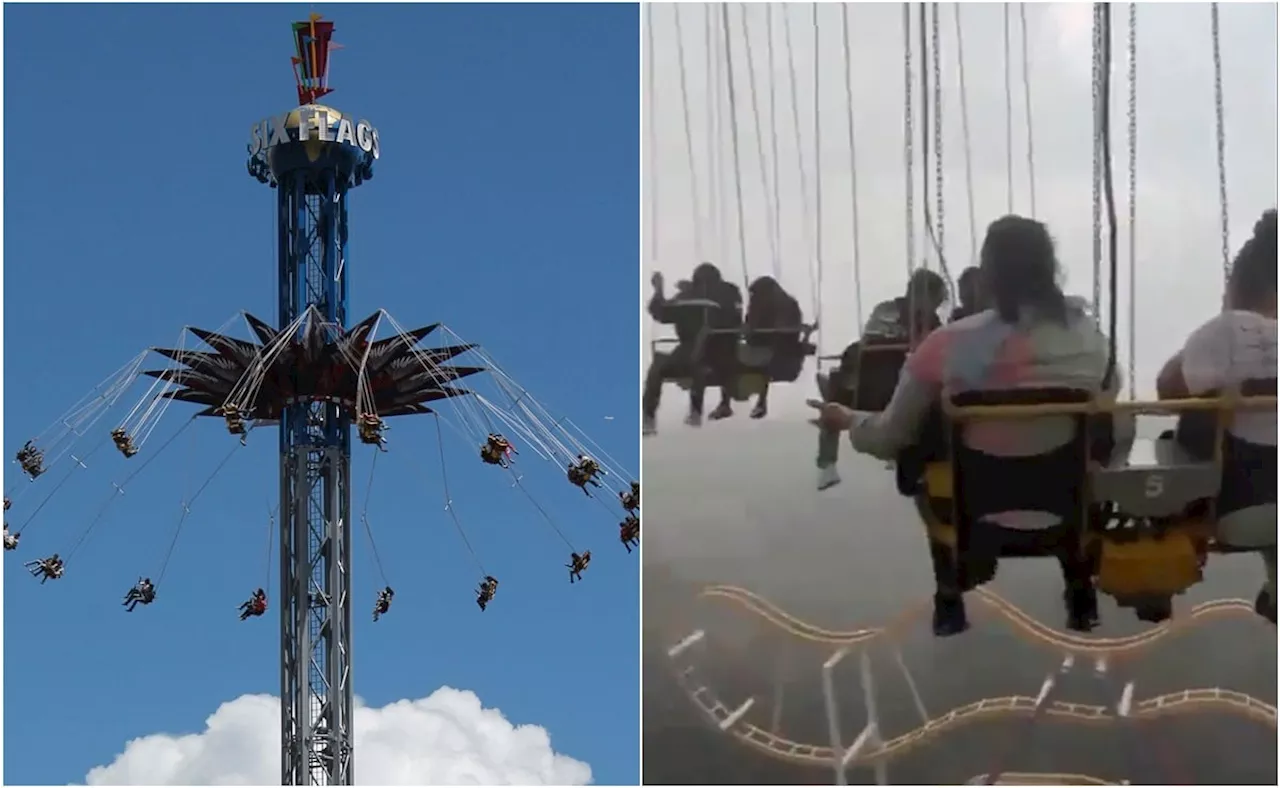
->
<box><xmin>145</xmin><ymin>311</ymin><xmax>485</xmax><ymax>420</ymax></box>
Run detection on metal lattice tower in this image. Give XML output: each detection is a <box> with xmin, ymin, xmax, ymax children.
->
<box><xmin>245</xmin><ymin>16</ymin><xmax>379</xmax><ymax>785</ymax></box>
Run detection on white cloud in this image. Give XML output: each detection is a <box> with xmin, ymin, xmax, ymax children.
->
<box><xmin>83</xmin><ymin>688</ymin><xmax>592</xmax><ymax>786</ymax></box>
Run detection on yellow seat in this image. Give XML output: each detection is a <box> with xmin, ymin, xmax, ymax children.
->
<box><xmin>1096</xmin><ymin>529</ymin><xmax>1203</xmax><ymax>597</ymax></box>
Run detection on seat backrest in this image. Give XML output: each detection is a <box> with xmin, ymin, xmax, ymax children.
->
<box><xmin>848</xmin><ymin>340</ymin><xmax>911</xmax><ymax>411</ymax></box>
<box><xmin>1177</xmin><ymin>378</ymin><xmax>1278</xmax><ymax>516</ymax></box>
<box><xmin>737</xmin><ymin>325</ymin><xmax>817</xmax><ymax>382</ymax></box>
<box><xmin>948</xmin><ymin>389</ymin><xmax>1097</xmax><ymax>530</ymax></box>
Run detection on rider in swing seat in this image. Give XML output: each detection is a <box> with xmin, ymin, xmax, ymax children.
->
<box><xmin>3</xmin><ymin>526</ymin><xmax>18</xmax><ymax>551</ymax></box>
<box><xmin>372</xmin><ymin>586</ymin><xmax>395</xmax><ymax>621</ymax></box>
<box><xmin>814</xmin><ymin>216</ymin><xmax>1126</xmax><ymax>636</ymax></box>
<box><xmin>732</xmin><ymin>276</ymin><xmax>805</xmax><ymax>420</ymax></box>
<box><xmin>110</xmin><ymin>427</ymin><xmax>140</xmax><ymax>458</ymax></box>
<box><xmin>480</xmin><ymin>434</ymin><xmax>516</xmax><ymax>467</ymax></box>
<box><xmin>620</xmin><ymin>481</ymin><xmax>640</xmax><ymax>513</ymax></box>
<box><xmin>220</xmin><ymin>405</ymin><xmax>249</xmax><ymax>442</ymax></box>
<box><xmin>567</xmin><ymin>551</ymin><xmax>591</xmax><ymax>583</ymax></box>
<box><xmin>949</xmin><ymin>267</ymin><xmax>985</xmax><ymax>323</ymax></box>
<box><xmin>476</xmin><ymin>576</ymin><xmax>499</xmax><ymax>610</ymax></box>
<box><xmin>568</xmin><ymin>455</ymin><xmax>604</xmax><ymax>494</ymax></box>
<box><xmin>620</xmin><ymin>515</ymin><xmax>640</xmax><ymax>552</ymax></box>
<box><xmin>642</xmin><ymin>264</ymin><xmax>744</xmax><ymax>434</ymax></box>
<box><xmin>815</xmin><ymin>269</ymin><xmax>948</xmax><ymax>490</ymax></box>
<box><xmin>357</xmin><ymin>413</ymin><xmax>388</xmax><ymax>451</ymax></box>
<box><xmin>123</xmin><ymin>577</ymin><xmax>156</xmax><ymax>612</ymax></box>
<box><xmin>239</xmin><ymin>588</ymin><xmax>268</xmax><ymax>620</ymax></box>
<box><xmin>1156</xmin><ymin>209</ymin><xmax>1278</xmax><ymax>624</ymax></box>
<box><xmin>17</xmin><ymin>441</ymin><xmax>46</xmax><ymax>479</ymax></box>
<box><xmin>26</xmin><ymin>553</ymin><xmax>64</xmax><ymax>583</ymax></box>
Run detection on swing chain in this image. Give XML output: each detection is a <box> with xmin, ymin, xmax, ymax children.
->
<box><xmin>902</xmin><ymin>3</ymin><xmax>916</xmax><ymax>279</ymax></box>
<box><xmin>1126</xmin><ymin>3</ymin><xmax>1138</xmax><ymax>399</ymax></box>
<box><xmin>1090</xmin><ymin>4</ymin><xmax>1104</xmax><ymax>323</ymax></box>
<box><xmin>1210</xmin><ymin>3</ymin><xmax>1230</xmax><ymax>279</ymax></box>
<box><xmin>931</xmin><ymin>3</ymin><xmax>945</xmax><ymax>268</ymax></box>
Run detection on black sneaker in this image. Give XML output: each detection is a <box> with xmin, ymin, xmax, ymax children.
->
<box><xmin>1064</xmin><ymin>585</ymin><xmax>1100</xmax><ymax>632</ymax></box>
<box><xmin>932</xmin><ymin>592</ymin><xmax>970</xmax><ymax>637</ymax></box>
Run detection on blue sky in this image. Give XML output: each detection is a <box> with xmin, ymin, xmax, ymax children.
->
<box><xmin>3</xmin><ymin>3</ymin><xmax>638</xmax><ymax>784</ymax></box>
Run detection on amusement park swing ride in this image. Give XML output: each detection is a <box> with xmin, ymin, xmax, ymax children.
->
<box><xmin>647</xmin><ymin>2</ymin><xmax>1275</xmax><ymax>784</ymax></box>
<box><xmin>6</xmin><ymin>16</ymin><xmax>638</xmax><ymax>787</ymax></box>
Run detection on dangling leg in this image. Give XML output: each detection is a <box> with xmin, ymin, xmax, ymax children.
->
<box><xmin>751</xmin><ymin>383</ymin><xmax>769</xmax><ymax>419</ymax></box>
<box><xmin>708</xmin><ymin>386</ymin><xmax>734</xmax><ymax>421</ymax></box>
<box><xmin>686</xmin><ymin>386</ymin><xmax>705</xmax><ymax>427</ymax></box>
<box><xmin>928</xmin><ymin>540</ymin><xmax>968</xmax><ymax>637</ymax></box>
<box><xmin>815</xmin><ymin>427</ymin><xmax>842</xmax><ymax>490</ymax></box>
<box><xmin>642</xmin><ymin>357</ymin><xmax>666</xmax><ymax>435</ymax></box>
<box><xmin>1054</xmin><ymin>534</ymin><xmax>1099</xmax><ymax>632</ymax></box>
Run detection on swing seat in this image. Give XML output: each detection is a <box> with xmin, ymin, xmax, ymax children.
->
<box><xmin>655</xmin><ymin>325</ymin><xmax>817</xmax><ymax>401</ymax></box>
<box><xmin>897</xmin><ymin>389</ymin><xmax>1106</xmax><ymax>599</ymax></box>
<box><xmin>818</xmin><ymin>340</ymin><xmax>911</xmax><ymax>411</ymax></box>
<box><xmin>1095</xmin><ymin>530</ymin><xmax>1202</xmax><ymax>598</ymax></box>
<box><xmin>1090</xmin><ymin>436</ymin><xmax>1220</xmax><ymax>518</ymax></box>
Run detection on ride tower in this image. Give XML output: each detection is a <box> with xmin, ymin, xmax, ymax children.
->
<box><xmin>245</xmin><ymin>16</ymin><xmax>378</xmax><ymax>785</ymax></box>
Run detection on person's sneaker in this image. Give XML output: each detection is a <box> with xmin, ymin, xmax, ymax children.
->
<box><xmin>749</xmin><ymin>403</ymin><xmax>768</xmax><ymax>419</ymax></box>
<box><xmin>642</xmin><ymin>415</ymin><xmax>657</xmax><ymax>436</ymax></box>
<box><xmin>1064</xmin><ymin>585</ymin><xmax>1100</xmax><ymax>632</ymax></box>
<box><xmin>817</xmin><ymin>465</ymin><xmax>841</xmax><ymax>490</ymax></box>
<box><xmin>708</xmin><ymin>402</ymin><xmax>733</xmax><ymax>421</ymax></box>
<box><xmin>684</xmin><ymin>410</ymin><xmax>702</xmax><ymax>428</ymax></box>
<box><xmin>932</xmin><ymin>593</ymin><xmax>969</xmax><ymax>637</ymax></box>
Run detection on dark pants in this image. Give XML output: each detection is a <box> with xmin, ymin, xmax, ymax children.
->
<box><xmin>642</xmin><ymin>340</ymin><xmax>735</xmax><ymax>419</ymax></box>
<box><xmin>930</xmin><ymin>521</ymin><xmax>1091</xmax><ymax>595</ymax></box>
<box><xmin>815</xmin><ymin>365</ymin><xmax>854</xmax><ymax>468</ymax></box>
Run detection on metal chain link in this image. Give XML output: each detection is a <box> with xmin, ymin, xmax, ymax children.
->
<box><xmin>1209</xmin><ymin>3</ymin><xmax>1235</xmax><ymax>378</ymax></box>
<box><xmin>1018</xmin><ymin>3</ymin><xmax>1037</xmax><ymax>218</ymax></box>
<box><xmin>931</xmin><ymin>3</ymin><xmax>946</xmax><ymax>282</ymax></box>
<box><xmin>766</xmin><ymin>4</ymin><xmax>781</xmax><ymax>286</ymax></box>
<box><xmin>903</xmin><ymin>3</ymin><xmax>916</xmax><ymax>280</ymax></box>
<box><xmin>918</xmin><ymin>3</ymin><xmax>930</xmax><ymax>272</ymax></box>
<box><xmin>735</xmin><ymin>4</ymin><xmax>780</xmax><ymax>280</ymax></box>
<box><xmin>705</xmin><ymin>6</ymin><xmax>722</xmax><ymax>264</ymax></box>
<box><xmin>1090</xmin><ymin>4</ymin><xmax>1103</xmax><ymax>324</ymax></box>
<box><xmin>953</xmin><ymin>5</ymin><xmax>978</xmax><ymax>263</ymax></box>
<box><xmin>673</xmin><ymin>5</ymin><xmax>706</xmax><ymax>261</ymax></box>
<box><xmin>1126</xmin><ymin>2</ymin><xmax>1137</xmax><ymax>399</ymax></box>
<box><xmin>1003</xmin><ymin>5</ymin><xmax>1014</xmax><ymax>214</ymax></box>
<box><xmin>812</xmin><ymin>2</ymin><xmax>823</xmax><ymax>332</ymax></box>
<box><xmin>646</xmin><ymin>4</ymin><xmax>658</xmax><ymax>261</ymax></box>
<box><xmin>841</xmin><ymin>3</ymin><xmax>865</xmax><ymax>331</ymax></box>
<box><xmin>719</xmin><ymin>2</ymin><xmax>752</xmax><ymax>294</ymax></box>
<box><xmin>1210</xmin><ymin>3</ymin><xmax>1230</xmax><ymax>281</ymax></box>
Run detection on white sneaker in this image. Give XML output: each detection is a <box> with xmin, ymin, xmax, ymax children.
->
<box><xmin>817</xmin><ymin>465</ymin><xmax>841</xmax><ymax>491</ymax></box>
<box><xmin>684</xmin><ymin>411</ymin><xmax>703</xmax><ymax>428</ymax></box>
<box><xmin>642</xmin><ymin>416</ymin><xmax>657</xmax><ymax>436</ymax></box>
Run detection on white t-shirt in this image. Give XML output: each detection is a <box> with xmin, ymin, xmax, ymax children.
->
<box><xmin>1180</xmin><ymin>310</ymin><xmax>1277</xmax><ymax>445</ymax></box>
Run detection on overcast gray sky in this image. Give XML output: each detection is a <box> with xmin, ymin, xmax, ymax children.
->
<box><xmin>643</xmin><ymin>2</ymin><xmax>1277</xmax><ymax>408</ymax></box>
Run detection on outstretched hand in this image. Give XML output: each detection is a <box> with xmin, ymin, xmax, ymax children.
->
<box><xmin>806</xmin><ymin>398</ymin><xmax>857</xmax><ymax>432</ymax></box>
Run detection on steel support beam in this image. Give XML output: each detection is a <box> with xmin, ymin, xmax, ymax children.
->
<box><xmin>277</xmin><ymin>165</ymin><xmax>353</xmax><ymax>785</ymax></box>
